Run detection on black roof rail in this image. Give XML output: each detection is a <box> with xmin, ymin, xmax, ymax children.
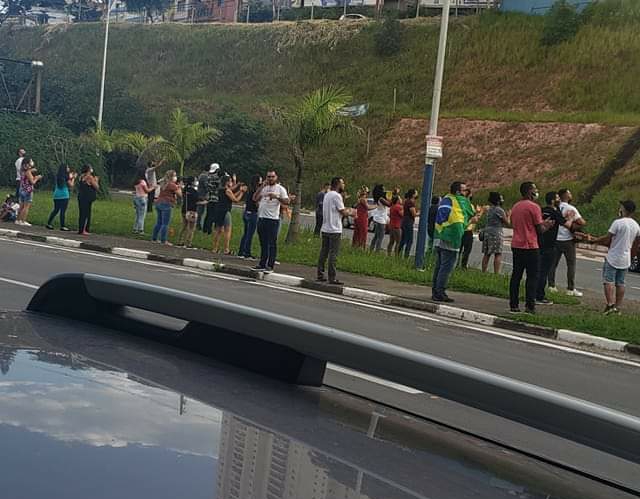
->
<box><xmin>27</xmin><ymin>273</ymin><xmax>640</xmax><ymax>465</ymax></box>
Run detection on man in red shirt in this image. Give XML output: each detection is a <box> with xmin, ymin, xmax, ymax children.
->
<box><xmin>509</xmin><ymin>182</ymin><xmax>554</xmax><ymax>314</ymax></box>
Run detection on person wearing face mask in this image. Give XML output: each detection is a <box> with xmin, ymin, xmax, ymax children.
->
<box><xmin>481</xmin><ymin>192</ymin><xmax>510</xmax><ymax>274</ymax></box>
<box><xmin>152</xmin><ymin>170</ymin><xmax>182</xmax><ymax>245</ymax></box>
<box><xmin>77</xmin><ymin>164</ymin><xmax>99</xmax><ymax>235</ymax></box>
<box><xmin>508</xmin><ymin>182</ymin><xmax>555</xmax><ymax>314</ymax></box>
<box><xmin>177</xmin><ymin>176</ymin><xmax>199</xmax><ymax>248</ymax></box>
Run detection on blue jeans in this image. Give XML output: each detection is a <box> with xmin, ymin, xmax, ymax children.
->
<box><xmin>133</xmin><ymin>196</ymin><xmax>147</xmax><ymax>232</ymax></box>
<box><xmin>239</xmin><ymin>211</ymin><xmax>258</xmax><ymax>257</ymax></box>
<box><xmin>152</xmin><ymin>202</ymin><xmax>172</xmax><ymax>243</ymax></box>
<box><xmin>257</xmin><ymin>217</ymin><xmax>280</xmax><ymax>269</ymax></box>
<box><xmin>432</xmin><ymin>246</ymin><xmax>458</xmax><ymax>298</ymax></box>
<box><xmin>398</xmin><ymin>220</ymin><xmax>414</xmax><ymax>257</ymax></box>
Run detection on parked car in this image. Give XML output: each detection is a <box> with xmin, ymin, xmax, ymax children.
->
<box><xmin>339</xmin><ymin>13</ymin><xmax>368</xmax><ymax>21</ymax></box>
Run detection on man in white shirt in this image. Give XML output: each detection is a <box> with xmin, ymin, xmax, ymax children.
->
<box><xmin>591</xmin><ymin>200</ymin><xmax>640</xmax><ymax>315</ymax></box>
<box><xmin>548</xmin><ymin>188</ymin><xmax>585</xmax><ymax>296</ymax></box>
<box><xmin>317</xmin><ymin>177</ymin><xmax>352</xmax><ymax>285</ymax></box>
<box><xmin>15</xmin><ymin>148</ymin><xmax>25</xmax><ymax>197</ymax></box>
<box><xmin>252</xmin><ymin>170</ymin><xmax>289</xmax><ymax>273</ymax></box>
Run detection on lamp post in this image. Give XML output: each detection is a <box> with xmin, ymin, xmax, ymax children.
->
<box><xmin>414</xmin><ymin>0</ymin><xmax>451</xmax><ymax>269</ymax></box>
<box><xmin>97</xmin><ymin>0</ymin><xmax>113</xmax><ymax>130</ymax></box>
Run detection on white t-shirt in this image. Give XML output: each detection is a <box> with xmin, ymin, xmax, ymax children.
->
<box><xmin>557</xmin><ymin>202</ymin><xmax>581</xmax><ymax>241</ymax></box>
<box><xmin>15</xmin><ymin>158</ymin><xmax>24</xmax><ymax>181</ymax></box>
<box><xmin>372</xmin><ymin>200</ymin><xmax>389</xmax><ymax>225</ymax></box>
<box><xmin>257</xmin><ymin>184</ymin><xmax>289</xmax><ymax>220</ymax></box>
<box><xmin>321</xmin><ymin>190</ymin><xmax>345</xmax><ymax>234</ymax></box>
<box><xmin>605</xmin><ymin>217</ymin><xmax>640</xmax><ymax>269</ymax></box>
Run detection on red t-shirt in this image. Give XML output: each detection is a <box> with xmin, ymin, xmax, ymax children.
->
<box><xmin>511</xmin><ymin>199</ymin><xmax>543</xmax><ymax>249</ymax></box>
<box><xmin>389</xmin><ymin>203</ymin><xmax>403</xmax><ymax>230</ymax></box>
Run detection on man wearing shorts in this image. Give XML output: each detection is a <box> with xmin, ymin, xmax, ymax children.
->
<box><xmin>591</xmin><ymin>200</ymin><xmax>640</xmax><ymax>315</ymax></box>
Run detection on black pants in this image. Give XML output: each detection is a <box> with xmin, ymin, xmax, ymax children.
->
<box><xmin>314</xmin><ymin>212</ymin><xmax>323</xmax><ymax>236</ymax></box>
<box><xmin>15</xmin><ymin>180</ymin><xmax>20</xmax><ymax>199</ymax></box>
<box><xmin>196</xmin><ymin>203</ymin><xmax>206</xmax><ymax>231</ymax></box>
<box><xmin>78</xmin><ymin>198</ymin><xmax>94</xmax><ymax>233</ymax></box>
<box><xmin>509</xmin><ymin>248</ymin><xmax>539</xmax><ymax>310</ymax></box>
<box><xmin>47</xmin><ymin>198</ymin><xmax>69</xmax><ymax>228</ymax></box>
<box><xmin>536</xmin><ymin>247</ymin><xmax>556</xmax><ymax>300</ymax></box>
<box><xmin>458</xmin><ymin>230</ymin><xmax>473</xmax><ymax>269</ymax></box>
<box><xmin>317</xmin><ymin>232</ymin><xmax>341</xmax><ymax>281</ymax></box>
<box><xmin>147</xmin><ymin>190</ymin><xmax>155</xmax><ymax>213</ymax></box>
<box><xmin>257</xmin><ymin>218</ymin><xmax>279</xmax><ymax>269</ymax></box>
<box><xmin>202</xmin><ymin>201</ymin><xmax>217</xmax><ymax>235</ymax></box>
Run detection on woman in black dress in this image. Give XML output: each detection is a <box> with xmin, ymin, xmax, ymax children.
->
<box><xmin>212</xmin><ymin>175</ymin><xmax>246</xmax><ymax>255</ymax></box>
<box><xmin>77</xmin><ymin>164</ymin><xmax>99</xmax><ymax>235</ymax></box>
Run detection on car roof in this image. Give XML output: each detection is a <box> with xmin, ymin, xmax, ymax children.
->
<box><xmin>0</xmin><ymin>310</ymin><xmax>628</xmax><ymax>499</ymax></box>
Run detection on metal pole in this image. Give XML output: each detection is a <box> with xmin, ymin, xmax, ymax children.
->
<box><xmin>343</xmin><ymin>0</ymin><xmax>347</xmax><ymax>18</ymax></box>
<box><xmin>97</xmin><ymin>0</ymin><xmax>113</xmax><ymax>130</ymax></box>
<box><xmin>310</xmin><ymin>0</ymin><xmax>314</xmax><ymax>20</ymax></box>
<box><xmin>33</xmin><ymin>61</ymin><xmax>43</xmax><ymax>114</ymax></box>
<box><xmin>246</xmin><ymin>1</ymin><xmax>250</xmax><ymax>22</ymax></box>
<box><xmin>415</xmin><ymin>0</ymin><xmax>450</xmax><ymax>269</ymax></box>
<box><xmin>415</xmin><ymin>0</ymin><xmax>419</xmax><ymax>18</ymax></box>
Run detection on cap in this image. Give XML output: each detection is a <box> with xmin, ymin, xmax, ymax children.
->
<box><xmin>620</xmin><ymin>200</ymin><xmax>636</xmax><ymax>214</ymax></box>
<box><xmin>209</xmin><ymin>163</ymin><xmax>220</xmax><ymax>173</ymax></box>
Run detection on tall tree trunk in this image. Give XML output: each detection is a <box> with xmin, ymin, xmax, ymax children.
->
<box><xmin>285</xmin><ymin>148</ymin><xmax>304</xmax><ymax>244</ymax></box>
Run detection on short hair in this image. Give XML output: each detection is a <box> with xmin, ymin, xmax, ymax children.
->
<box><xmin>16</xmin><ymin>147</ymin><xmax>24</xmax><ymax>155</ymax></box>
<box><xmin>545</xmin><ymin>191</ymin><xmax>557</xmax><ymax>205</ymax></box>
<box><xmin>391</xmin><ymin>195</ymin><xmax>401</xmax><ymax>204</ymax></box>
<box><xmin>404</xmin><ymin>188</ymin><xmax>417</xmax><ymax>199</ymax></box>
<box><xmin>558</xmin><ymin>188</ymin><xmax>570</xmax><ymax>199</ymax></box>
<box><xmin>330</xmin><ymin>176</ymin><xmax>343</xmax><ymax>189</ymax></box>
<box><xmin>450</xmin><ymin>181</ymin><xmax>464</xmax><ymax>195</ymax></box>
<box><xmin>372</xmin><ymin>184</ymin><xmax>385</xmax><ymax>203</ymax></box>
<box><xmin>431</xmin><ymin>195</ymin><xmax>441</xmax><ymax>205</ymax></box>
<box><xmin>488</xmin><ymin>192</ymin><xmax>501</xmax><ymax>206</ymax></box>
<box><xmin>520</xmin><ymin>182</ymin><xmax>535</xmax><ymax>197</ymax></box>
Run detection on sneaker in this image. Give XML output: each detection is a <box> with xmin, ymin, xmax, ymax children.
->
<box><xmin>246</xmin><ymin>255</ymin><xmax>257</xmax><ymax>261</ymax></box>
<box><xmin>14</xmin><ymin>220</ymin><xmax>23</xmax><ymax>225</ymax></box>
<box><xmin>524</xmin><ymin>307</ymin><xmax>536</xmax><ymax>315</ymax></box>
<box><xmin>566</xmin><ymin>289</ymin><xmax>583</xmax><ymax>297</ymax></box>
<box><xmin>263</xmin><ymin>268</ymin><xmax>273</xmax><ymax>274</ymax></box>
<box><xmin>60</xmin><ymin>227</ymin><xmax>70</xmax><ymax>231</ymax></box>
<box><xmin>604</xmin><ymin>305</ymin><xmax>620</xmax><ymax>315</ymax></box>
<box><xmin>431</xmin><ymin>295</ymin><xmax>446</xmax><ymax>303</ymax></box>
<box><xmin>252</xmin><ymin>266</ymin><xmax>267</xmax><ymax>272</ymax></box>
<box><xmin>238</xmin><ymin>255</ymin><xmax>246</xmax><ymax>259</ymax></box>
<box><xmin>316</xmin><ymin>276</ymin><xmax>327</xmax><ymax>282</ymax></box>
<box><xmin>22</xmin><ymin>221</ymin><xmax>31</xmax><ymax>226</ymax></box>
<box><xmin>46</xmin><ymin>224</ymin><xmax>54</xmax><ymax>230</ymax></box>
<box><xmin>329</xmin><ymin>280</ymin><xmax>344</xmax><ymax>286</ymax></box>
<box><xmin>274</xmin><ymin>261</ymin><xmax>281</xmax><ymax>266</ymax></box>
<box><xmin>536</xmin><ymin>299</ymin><xmax>553</xmax><ymax>305</ymax></box>
<box><xmin>547</xmin><ymin>286</ymin><xmax>558</xmax><ymax>293</ymax></box>
<box><xmin>509</xmin><ymin>307</ymin><xmax>521</xmax><ymax>313</ymax></box>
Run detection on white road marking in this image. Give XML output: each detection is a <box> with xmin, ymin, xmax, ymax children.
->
<box><xmin>0</xmin><ymin>277</ymin><xmax>38</xmax><ymax>290</ymax></box>
<box><xmin>2</xmin><ymin>236</ymin><xmax>640</xmax><ymax>369</ymax></box>
<box><xmin>327</xmin><ymin>364</ymin><xmax>423</xmax><ymax>394</ymax></box>
<box><xmin>632</xmin><ymin>287</ymin><xmax>640</xmax><ymax>291</ymax></box>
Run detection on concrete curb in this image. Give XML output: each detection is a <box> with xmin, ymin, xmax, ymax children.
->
<box><xmin>5</xmin><ymin>229</ymin><xmax>639</xmax><ymax>356</ymax></box>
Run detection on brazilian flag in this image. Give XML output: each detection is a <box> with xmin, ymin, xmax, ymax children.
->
<box><xmin>434</xmin><ymin>194</ymin><xmax>475</xmax><ymax>249</ymax></box>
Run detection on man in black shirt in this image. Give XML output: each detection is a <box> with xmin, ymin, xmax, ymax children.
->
<box><xmin>536</xmin><ymin>192</ymin><xmax>568</xmax><ymax>304</ymax></box>
<box><xmin>314</xmin><ymin>183</ymin><xmax>329</xmax><ymax>236</ymax></box>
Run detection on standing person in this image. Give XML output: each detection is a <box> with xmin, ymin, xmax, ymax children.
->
<box><xmin>590</xmin><ymin>201</ymin><xmax>640</xmax><ymax>315</ymax></box>
<box><xmin>427</xmin><ymin>196</ymin><xmax>441</xmax><ymax>252</ymax></box>
<box><xmin>16</xmin><ymin>158</ymin><xmax>42</xmax><ymax>226</ymax></box>
<box><xmin>253</xmin><ymin>170</ymin><xmax>289</xmax><ymax>273</ymax></box>
<box><xmin>536</xmin><ymin>192</ymin><xmax>570</xmax><ymax>305</ymax></box>
<box><xmin>431</xmin><ymin>182</ymin><xmax>476</xmax><ymax>302</ymax></box>
<box><xmin>132</xmin><ymin>168</ymin><xmax>154</xmax><ymax>234</ymax></box>
<box><xmin>77</xmin><ymin>164</ymin><xmax>99</xmax><ymax>235</ymax></box>
<box><xmin>458</xmin><ymin>188</ymin><xmax>481</xmax><ymax>269</ymax></box>
<box><xmin>369</xmin><ymin>184</ymin><xmax>390</xmax><ymax>252</ymax></box>
<box><xmin>145</xmin><ymin>159</ymin><xmax>163</xmax><ymax>213</ymax></box>
<box><xmin>46</xmin><ymin>164</ymin><xmax>76</xmax><ymax>231</ymax></box>
<box><xmin>548</xmin><ymin>188</ymin><xmax>586</xmax><ymax>297</ymax></box>
<box><xmin>151</xmin><ymin>170</ymin><xmax>182</xmax><ymax>245</ymax></box>
<box><xmin>509</xmin><ymin>182</ymin><xmax>555</xmax><ymax>314</ymax></box>
<box><xmin>202</xmin><ymin>163</ymin><xmax>223</xmax><ymax>235</ymax></box>
<box><xmin>387</xmin><ymin>195</ymin><xmax>403</xmax><ymax>256</ymax></box>
<box><xmin>196</xmin><ymin>167</ymin><xmax>209</xmax><ymax>231</ymax></box>
<box><xmin>239</xmin><ymin>174</ymin><xmax>262</xmax><ymax>259</ymax></box>
<box><xmin>352</xmin><ymin>186</ymin><xmax>373</xmax><ymax>248</ymax></box>
<box><xmin>178</xmin><ymin>176</ymin><xmax>199</xmax><ymax>248</ymax></box>
<box><xmin>317</xmin><ymin>177</ymin><xmax>352</xmax><ymax>285</ymax></box>
<box><xmin>15</xmin><ymin>147</ymin><xmax>25</xmax><ymax>198</ymax></box>
<box><xmin>398</xmin><ymin>189</ymin><xmax>419</xmax><ymax>258</ymax></box>
<box><xmin>314</xmin><ymin>183</ymin><xmax>330</xmax><ymax>236</ymax></box>
<box><xmin>212</xmin><ymin>176</ymin><xmax>247</xmax><ymax>254</ymax></box>
<box><xmin>481</xmin><ymin>192</ymin><xmax>509</xmax><ymax>274</ymax></box>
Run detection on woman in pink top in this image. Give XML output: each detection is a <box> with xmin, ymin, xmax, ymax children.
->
<box><xmin>133</xmin><ymin>169</ymin><xmax>155</xmax><ymax>233</ymax></box>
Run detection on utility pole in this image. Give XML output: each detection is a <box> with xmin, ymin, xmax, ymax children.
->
<box><xmin>97</xmin><ymin>0</ymin><xmax>113</xmax><ymax>130</ymax></box>
<box><xmin>310</xmin><ymin>0</ymin><xmax>314</xmax><ymax>20</ymax></box>
<box><xmin>414</xmin><ymin>0</ymin><xmax>450</xmax><ymax>269</ymax></box>
<box><xmin>32</xmin><ymin>60</ymin><xmax>43</xmax><ymax>114</ymax></box>
<box><xmin>343</xmin><ymin>0</ymin><xmax>347</xmax><ymax>18</ymax></box>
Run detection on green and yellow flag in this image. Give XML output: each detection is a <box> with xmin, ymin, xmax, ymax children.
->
<box><xmin>433</xmin><ymin>194</ymin><xmax>475</xmax><ymax>249</ymax></box>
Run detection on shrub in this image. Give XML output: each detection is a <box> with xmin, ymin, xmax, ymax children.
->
<box><xmin>372</xmin><ymin>16</ymin><xmax>403</xmax><ymax>57</ymax></box>
<box><xmin>540</xmin><ymin>0</ymin><xmax>581</xmax><ymax>47</ymax></box>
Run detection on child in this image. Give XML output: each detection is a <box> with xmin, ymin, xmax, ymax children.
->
<box><xmin>1</xmin><ymin>195</ymin><xmax>19</xmax><ymax>222</ymax></box>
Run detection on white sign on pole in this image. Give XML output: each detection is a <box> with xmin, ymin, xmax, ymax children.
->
<box><xmin>425</xmin><ymin>135</ymin><xmax>443</xmax><ymax>160</ymax></box>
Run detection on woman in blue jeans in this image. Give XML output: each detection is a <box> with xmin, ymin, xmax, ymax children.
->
<box><xmin>152</xmin><ymin>170</ymin><xmax>181</xmax><ymax>245</ymax></box>
<box><xmin>132</xmin><ymin>168</ymin><xmax>155</xmax><ymax>233</ymax></box>
<box><xmin>46</xmin><ymin>164</ymin><xmax>76</xmax><ymax>231</ymax></box>
<box><xmin>239</xmin><ymin>174</ymin><xmax>262</xmax><ymax>258</ymax></box>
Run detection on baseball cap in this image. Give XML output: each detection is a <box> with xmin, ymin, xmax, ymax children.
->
<box><xmin>620</xmin><ymin>200</ymin><xmax>636</xmax><ymax>213</ymax></box>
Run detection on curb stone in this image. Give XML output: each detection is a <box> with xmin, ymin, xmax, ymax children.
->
<box><xmin>3</xmin><ymin>230</ymin><xmax>639</xmax><ymax>356</ymax></box>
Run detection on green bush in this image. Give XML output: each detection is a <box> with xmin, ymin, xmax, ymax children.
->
<box><xmin>372</xmin><ymin>16</ymin><xmax>403</xmax><ymax>57</ymax></box>
<box><xmin>581</xmin><ymin>0</ymin><xmax>640</xmax><ymax>27</ymax></box>
<box><xmin>541</xmin><ymin>0</ymin><xmax>581</xmax><ymax>46</ymax></box>
<box><xmin>0</xmin><ymin>112</ymin><xmax>106</xmax><ymax>189</ymax></box>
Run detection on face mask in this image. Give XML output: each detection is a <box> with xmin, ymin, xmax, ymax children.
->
<box><xmin>193</xmin><ymin>181</ymin><xmax>199</xmax><ymax>188</ymax></box>
<box><xmin>619</xmin><ymin>210</ymin><xmax>623</xmax><ymax>217</ymax></box>
<box><xmin>172</xmin><ymin>176</ymin><xmax>178</xmax><ymax>182</ymax></box>
<box><xmin>533</xmin><ymin>192</ymin><xmax>539</xmax><ymax>200</ymax></box>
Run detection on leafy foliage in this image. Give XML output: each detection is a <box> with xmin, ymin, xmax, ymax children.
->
<box><xmin>372</xmin><ymin>15</ymin><xmax>403</xmax><ymax>57</ymax></box>
<box><xmin>541</xmin><ymin>0</ymin><xmax>581</xmax><ymax>47</ymax></box>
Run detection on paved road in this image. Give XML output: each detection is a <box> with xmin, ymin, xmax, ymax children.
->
<box><xmin>0</xmin><ymin>236</ymin><xmax>638</xmax><ymax>489</ymax></box>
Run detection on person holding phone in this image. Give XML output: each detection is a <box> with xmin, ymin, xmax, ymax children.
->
<box><xmin>16</xmin><ymin>158</ymin><xmax>42</xmax><ymax>226</ymax></box>
<box><xmin>77</xmin><ymin>164</ymin><xmax>99</xmax><ymax>235</ymax></box>
<box><xmin>46</xmin><ymin>164</ymin><xmax>76</xmax><ymax>231</ymax></box>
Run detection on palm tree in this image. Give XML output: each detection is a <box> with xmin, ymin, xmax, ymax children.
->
<box><xmin>276</xmin><ymin>86</ymin><xmax>359</xmax><ymax>244</ymax></box>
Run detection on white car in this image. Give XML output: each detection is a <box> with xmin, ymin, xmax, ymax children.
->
<box><xmin>339</xmin><ymin>13</ymin><xmax>368</xmax><ymax>20</ymax></box>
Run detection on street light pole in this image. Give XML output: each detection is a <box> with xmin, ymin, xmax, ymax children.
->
<box><xmin>343</xmin><ymin>0</ymin><xmax>347</xmax><ymax>18</ymax></box>
<box><xmin>414</xmin><ymin>0</ymin><xmax>451</xmax><ymax>269</ymax></box>
<box><xmin>97</xmin><ymin>0</ymin><xmax>113</xmax><ymax>130</ymax></box>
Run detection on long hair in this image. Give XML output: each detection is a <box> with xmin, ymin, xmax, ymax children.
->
<box><xmin>372</xmin><ymin>184</ymin><xmax>385</xmax><ymax>203</ymax></box>
<box><xmin>160</xmin><ymin>170</ymin><xmax>177</xmax><ymax>188</ymax></box>
<box><xmin>56</xmin><ymin>164</ymin><xmax>68</xmax><ymax>189</ymax></box>
<box><xmin>80</xmin><ymin>164</ymin><xmax>92</xmax><ymax>175</ymax></box>
<box><xmin>133</xmin><ymin>168</ymin><xmax>146</xmax><ymax>186</ymax></box>
<box><xmin>404</xmin><ymin>188</ymin><xmax>417</xmax><ymax>199</ymax></box>
<box><xmin>250</xmin><ymin>174</ymin><xmax>262</xmax><ymax>191</ymax></box>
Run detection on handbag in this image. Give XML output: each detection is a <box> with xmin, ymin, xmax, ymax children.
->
<box><xmin>478</xmin><ymin>229</ymin><xmax>485</xmax><ymax>242</ymax></box>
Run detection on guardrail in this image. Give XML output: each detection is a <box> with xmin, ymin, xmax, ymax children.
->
<box><xmin>27</xmin><ymin>273</ymin><xmax>640</xmax><ymax>465</ymax></box>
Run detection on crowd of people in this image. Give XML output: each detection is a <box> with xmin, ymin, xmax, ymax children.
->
<box><xmin>4</xmin><ymin>145</ymin><xmax>640</xmax><ymax>315</ymax></box>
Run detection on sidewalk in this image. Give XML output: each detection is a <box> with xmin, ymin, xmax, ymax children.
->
<box><xmin>1</xmin><ymin>222</ymin><xmax>638</xmax><ymax>355</ymax></box>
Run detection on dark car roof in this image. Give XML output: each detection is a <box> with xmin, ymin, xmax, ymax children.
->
<box><xmin>0</xmin><ymin>311</ymin><xmax>630</xmax><ymax>499</ymax></box>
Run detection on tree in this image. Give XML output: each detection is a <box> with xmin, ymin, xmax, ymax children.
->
<box><xmin>275</xmin><ymin>86</ymin><xmax>359</xmax><ymax>244</ymax></box>
<box><xmin>541</xmin><ymin>0</ymin><xmax>581</xmax><ymax>47</ymax></box>
<box><xmin>123</xmin><ymin>0</ymin><xmax>172</xmax><ymax>22</ymax></box>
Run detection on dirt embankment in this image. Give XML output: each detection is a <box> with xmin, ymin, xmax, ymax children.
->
<box><xmin>366</xmin><ymin>118</ymin><xmax>635</xmax><ymax>192</ymax></box>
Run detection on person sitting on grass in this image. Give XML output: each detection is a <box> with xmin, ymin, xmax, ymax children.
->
<box><xmin>212</xmin><ymin>175</ymin><xmax>247</xmax><ymax>255</ymax></box>
<box><xmin>1</xmin><ymin>194</ymin><xmax>19</xmax><ymax>222</ymax></box>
